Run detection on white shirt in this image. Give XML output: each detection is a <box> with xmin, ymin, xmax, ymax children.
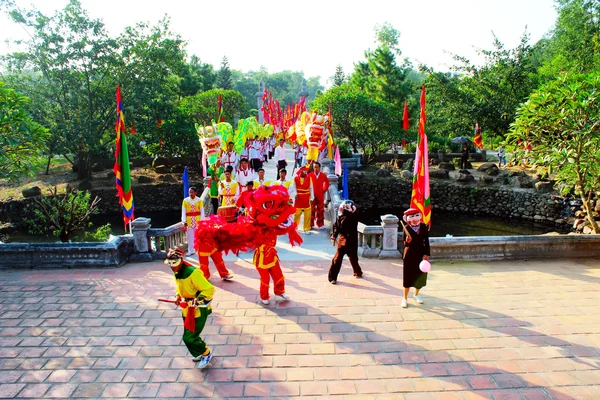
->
<box><xmin>249</xmin><ymin>140</ymin><xmax>261</xmax><ymax>159</ymax></box>
<box><xmin>221</xmin><ymin>151</ymin><xmax>238</xmax><ymax>169</ymax></box>
<box><xmin>274</xmin><ymin>146</ymin><xmax>287</xmax><ymax>162</ymax></box>
<box><xmin>235</xmin><ymin>167</ymin><xmax>256</xmax><ymax>186</ymax></box>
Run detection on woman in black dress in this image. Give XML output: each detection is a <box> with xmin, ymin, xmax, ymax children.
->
<box><xmin>401</xmin><ymin>208</ymin><xmax>430</xmax><ymax>308</ymax></box>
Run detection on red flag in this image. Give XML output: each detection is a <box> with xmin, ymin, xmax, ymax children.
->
<box><xmin>410</xmin><ymin>86</ymin><xmax>431</xmax><ymax>226</ymax></box>
<box><xmin>402</xmin><ymin>100</ymin><xmax>409</xmax><ymax>131</ymax></box>
<box><xmin>474</xmin><ymin>123</ymin><xmax>483</xmax><ymax>149</ymax></box>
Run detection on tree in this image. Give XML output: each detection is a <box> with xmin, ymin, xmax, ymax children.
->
<box><xmin>1</xmin><ymin>0</ymin><xmax>188</xmax><ymax>176</ymax></box>
<box><xmin>0</xmin><ymin>82</ymin><xmax>50</xmax><ymax>180</ymax></box>
<box><xmin>313</xmin><ymin>84</ymin><xmax>399</xmax><ymax>161</ymax></box>
<box><xmin>179</xmin><ymin>89</ymin><xmax>245</xmax><ymax>126</ymax></box>
<box><xmin>506</xmin><ymin>72</ymin><xmax>600</xmax><ymax>233</ymax></box>
<box><xmin>218</xmin><ymin>56</ymin><xmax>233</xmax><ymax>90</ymax></box>
<box><xmin>351</xmin><ymin>23</ymin><xmax>413</xmax><ymax>110</ymax></box>
<box><xmin>179</xmin><ymin>55</ymin><xmax>216</xmax><ymax>97</ymax></box>
<box><xmin>333</xmin><ymin>65</ymin><xmax>346</xmax><ymax>86</ymax></box>
<box><xmin>538</xmin><ymin>0</ymin><xmax>600</xmax><ymax>77</ymax></box>
<box><xmin>24</xmin><ymin>185</ymin><xmax>101</xmax><ymax>242</ymax></box>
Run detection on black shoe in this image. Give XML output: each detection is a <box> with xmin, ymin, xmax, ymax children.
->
<box><xmin>329</xmin><ymin>280</ymin><xmax>336</xmax><ymax>285</ymax></box>
<box><xmin>354</xmin><ymin>273</ymin><xmax>363</xmax><ymax>278</ymax></box>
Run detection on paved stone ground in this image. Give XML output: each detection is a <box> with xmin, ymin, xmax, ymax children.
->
<box><xmin>1</xmin><ymin>257</ymin><xmax>600</xmax><ymax>399</ymax></box>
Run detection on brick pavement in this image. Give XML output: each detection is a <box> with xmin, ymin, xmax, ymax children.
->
<box><xmin>1</xmin><ymin>257</ymin><xmax>600</xmax><ymax>399</ymax></box>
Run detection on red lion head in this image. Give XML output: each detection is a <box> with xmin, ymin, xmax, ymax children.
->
<box><xmin>247</xmin><ymin>185</ymin><xmax>302</xmax><ymax>245</ymax></box>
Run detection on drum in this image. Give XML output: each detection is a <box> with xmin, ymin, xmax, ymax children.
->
<box><xmin>217</xmin><ymin>206</ymin><xmax>237</xmax><ymax>222</ymax></box>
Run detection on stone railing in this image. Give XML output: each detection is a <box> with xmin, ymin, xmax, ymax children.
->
<box><xmin>357</xmin><ymin>215</ymin><xmax>402</xmax><ymax>259</ymax></box>
<box><xmin>132</xmin><ymin>217</ymin><xmax>187</xmax><ymax>261</ymax></box>
<box><xmin>0</xmin><ymin>235</ymin><xmax>134</xmax><ymax>269</ymax></box>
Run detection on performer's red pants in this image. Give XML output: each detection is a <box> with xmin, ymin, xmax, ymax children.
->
<box><xmin>256</xmin><ymin>263</ymin><xmax>285</xmax><ymax>300</ymax></box>
<box><xmin>311</xmin><ymin>197</ymin><xmax>325</xmax><ymax>228</ymax></box>
<box><xmin>199</xmin><ymin>251</ymin><xmax>230</xmax><ymax>279</ymax></box>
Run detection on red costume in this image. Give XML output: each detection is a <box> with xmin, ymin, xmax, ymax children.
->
<box><xmin>308</xmin><ymin>170</ymin><xmax>330</xmax><ymax>228</ymax></box>
<box><xmin>293</xmin><ymin>172</ymin><xmax>313</xmax><ymax>232</ymax></box>
<box><xmin>254</xmin><ymin>235</ymin><xmax>285</xmax><ymax>301</ymax></box>
<box><xmin>197</xmin><ymin>243</ymin><xmax>230</xmax><ymax>280</ymax></box>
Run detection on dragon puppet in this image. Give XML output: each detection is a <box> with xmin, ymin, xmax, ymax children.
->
<box><xmin>194</xmin><ymin>184</ymin><xmax>302</xmax><ymax>304</ymax></box>
<box><xmin>287</xmin><ymin>111</ymin><xmax>334</xmax><ymax>163</ymax></box>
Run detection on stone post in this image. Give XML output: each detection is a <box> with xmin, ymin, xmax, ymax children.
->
<box><xmin>256</xmin><ymin>80</ymin><xmax>265</xmax><ymax>124</ymax></box>
<box><xmin>130</xmin><ymin>217</ymin><xmax>153</xmax><ymax>262</ymax></box>
<box><xmin>379</xmin><ymin>214</ymin><xmax>401</xmax><ymax>258</ymax></box>
<box><xmin>481</xmin><ymin>149</ymin><xmax>487</xmax><ymax>162</ymax></box>
<box><xmin>298</xmin><ymin>79</ymin><xmax>308</xmax><ymax>107</ymax></box>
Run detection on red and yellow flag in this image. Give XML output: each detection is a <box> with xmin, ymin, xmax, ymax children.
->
<box><xmin>113</xmin><ymin>85</ymin><xmax>135</xmax><ymax>229</ymax></box>
<box><xmin>474</xmin><ymin>122</ymin><xmax>483</xmax><ymax>149</ymax></box>
<box><xmin>410</xmin><ymin>86</ymin><xmax>431</xmax><ymax>226</ymax></box>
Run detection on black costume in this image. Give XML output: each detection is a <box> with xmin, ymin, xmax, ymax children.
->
<box><xmin>328</xmin><ymin>208</ymin><xmax>362</xmax><ymax>281</ymax></box>
<box><xmin>460</xmin><ymin>147</ymin><xmax>469</xmax><ymax>169</ymax></box>
<box><xmin>402</xmin><ymin>222</ymin><xmax>430</xmax><ymax>289</ymax></box>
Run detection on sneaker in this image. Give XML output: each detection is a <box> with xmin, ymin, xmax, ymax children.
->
<box><xmin>196</xmin><ymin>350</ymin><xmax>213</xmax><ymax>369</ymax></box>
<box><xmin>191</xmin><ymin>354</ymin><xmax>202</xmax><ymax>362</ymax></box>
<box><xmin>261</xmin><ymin>299</ymin><xmax>270</xmax><ymax>305</ymax></box>
<box><xmin>401</xmin><ymin>298</ymin><xmax>408</xmax><ymax>308</ymax></box>
<box><xmin>330</xmin><ymin>280</ymin><xmax>336</xmax><ymax>285</ymax></box>
<box><xmin>222</xmin><ymin>274</ymin><xmax>234</xmax><ymax>281</ymax></box>
<box><xmin>304</xmin><ymin>231</ymin><xmax>311</xmax><ymax>235</ymax></box>
<box><xmin>413</xmin><ymin>295</ymin><xmax>423</xmax><ymax>304</ymax></box>
<box><xmin>276</xmin><ymin>293</ymin><xmax>290</xmax><ymax>301</ymax></box>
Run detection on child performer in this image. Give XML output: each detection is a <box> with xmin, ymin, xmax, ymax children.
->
<box><xmin>328</xmin><ymin>200</ymin><xmax>362</xmax><ymax>284</ymax></box>
<box><xmin>400</xmin><ymin>208</ymin><xmax>430</xmax><ymax>308</ymax></box>
<box><xmin>164</xmin><ymin>247</ymin><xmax>215</xmax><ymax>368</ymax></box>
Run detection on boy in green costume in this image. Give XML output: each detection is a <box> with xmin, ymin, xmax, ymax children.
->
<box><xmin>165</xmin><ymin>247</ymin><xmax>215</xmax><ymax>369</ymax></box>
<box><xmin>207</xmin><ymin>159</ymin><xmax>225</xmax><ymax>214</ymax></box>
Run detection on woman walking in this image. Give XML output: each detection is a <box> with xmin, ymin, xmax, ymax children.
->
<box><xmin>401</xmin><ymin>208</ymin><xmax>430</xmax><ymax>308</ymax></box>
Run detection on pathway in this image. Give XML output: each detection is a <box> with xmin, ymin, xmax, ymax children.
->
<box><xmin>1</xmin><ymin>257</ymin><xmax>600</xmax><ymax>399</ymax></box>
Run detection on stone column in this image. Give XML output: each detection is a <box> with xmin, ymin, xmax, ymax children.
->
<box><xmin>379</xmin><ymin>214</ymin><xmax>401</xmax><ymax>258</ymax></box>
<box><xmin>298</xmin><ymin>79</ymin><xmax>308</xmax><ymax>108</ymax></box>
<box><xmin>130</xmin><ymin>217</ymin><xmax>153</xmax><ymax>262</ymax></box>
<box><xmin>256</xmin><ymin>80</ymin><xmax>265</xmax><ymax>124</ymax></box>
<box><xmin>481</xmin><ymin>149</ymin><xmax>487</xmax><ymax>162</ymax></box>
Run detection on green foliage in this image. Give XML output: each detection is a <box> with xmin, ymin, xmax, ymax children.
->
<box><xmin>334</xmin><ymin>139</ymin><xmax>353</xmax><ymax>158</ymax></box>
<box><xmin>179</xmin><ymin>55</ymin><xmax>216</xmax><ymax>97</ymax></box>
<box><xmin>218</xmin><ymin>56</ymin><xmax>233</xmax><ymax>90</ymax></box>
<box><xmin>24</xmin><ymin>185</ymin><xmax>101</xmax><ymax>242</ymax></box>
<box><xmin>83</xmin><ymin>223</ymin><xmax>112</xmax><ymax>242</ymax></box>
<box><xmin>506</xmin><ymin>71</ymin><xmax>600</xmax><ymax>232</ymax></box>
<box><xmin>232</xmin><ymin>69</ymin><xmax>323</xmax><ymax>110</ymax></box>
<box><xmin>0</xmin><ymin>82</ymin><xmax>50</xmax><ymax>181</ymax></box>
<box><xmin>333</xmin><ymin>65</ymin><xmax>346</xmax><ymax>87</ymax></box>
<box><xmin>313</xmin><ymin>84</ymin><xmax>400</xmax><ymax>161</ymax></box>
<box><xmin>179</xmin><ymin>89</ymin><xmax>245</xmax><ymax>126</ymax></box>
<box><xmin>1</xmin><ymin>0</ymin><xmax>188</xmax><ymax>176</ymax></box>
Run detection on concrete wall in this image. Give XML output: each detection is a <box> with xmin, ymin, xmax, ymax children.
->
<box><xmin>0</xmin><ymin>236</ymin><xmax>134</xmax><ymax>269</ymax></box>
<box><xmin>418</xmin><ymin>234</ymin><xmax>600</xmax><ymax>261</ymax></box>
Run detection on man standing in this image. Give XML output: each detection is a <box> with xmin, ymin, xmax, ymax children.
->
<box><xmin>328</xmin><ymin>200</ymin><xmax>362</xmax><ymax>284</ymax></box>
<box><xmin>165</xmin><ymin>247</ymin><xmax>214</xmax><ymax>369</ymax></box>
<box><xmin>289</xmin><ymin>166</ymin><xmax>314</xmax><ymax>235</ymax></box>
<box><xmin>207</xmin><ymin>159</ymin><xmax>224</xmax><ymax>215</ymax></box>
<box><xmin>182</xmin><ymin>187</ymin><xmax>204</xmax><ymax>255</ymax></box>
<box><xmin>294</xmin><ymin>144</ymin><xmax>304</xmax><ymax>171</ymax></box>
<box><xmin>308</xmin><ymin>162</ymin><xmax>330</xmax><ymax>230</ymax></box>
<box><xmin>221</xmin><ymin>142</ymin><xmax>238</xmax><ymax>170</ymax></box>
<box><xmin>274</xmin><ymin>169</ymin><xmax>292</xmax><ymax>191</ymax></box>
<box><xmin>253</xmin><ymin>168</ymin><xmax>271</xmax><ymax>189</ymax></box>
<box><xmin>235</xmin><ymin>158</ymin><xmax>255</xmax><ymax>192</ymax></box>
<box><xmin>249</xmin><ymin>139</ymin><xmax>263</xmax><ymax>172</ymax></box>
<box><xmin>220</xmin><ymin>167</ymin><xmax>240</xmax><ymax>207</ymax></box>
<box><xmin>274</xmin><ymin>139</ymin><xmax>287</xmax><ymax>180</ymax></box>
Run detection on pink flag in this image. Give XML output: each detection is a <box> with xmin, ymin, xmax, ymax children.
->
<box><xmin>334</xmin><ymin>145</ymin><xmax>342</xmax><ymax>176</ymax></box>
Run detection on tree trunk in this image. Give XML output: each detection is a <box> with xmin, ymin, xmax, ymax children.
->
<box><xmin>45</xmin><ymin>153</ymin><xmax>53</xmax><ymax>175</ymax></box>
<box><xmin>77</xmin><ymin>151</ymin><xmax>92</xmax><ymax>180</ymax></box>
<box><xmin>59</xmin><ymin>229</ymin><xmax>70</xmax><ymax>243</ymax></box>
<box><xmin>580</xmin><ymin>192</ymin><xmax>600</xmax><ymax>234</ymax></box>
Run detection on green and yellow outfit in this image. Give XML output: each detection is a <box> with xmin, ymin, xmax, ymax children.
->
<box><xmin>208</xmin><ymin>165</ymin><xmax>224</xmax><ymax>214</ymax></box>
<box><xmin>174</xmin><ymin>263</ymin><xmax>215</xmax><ymax>358</ymax></box>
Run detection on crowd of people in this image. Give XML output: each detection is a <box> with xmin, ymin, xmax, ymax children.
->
<box><xmin>175</xmin><ymin>139</ymin><xmax>432</xmax><ymax>370</ymax></box>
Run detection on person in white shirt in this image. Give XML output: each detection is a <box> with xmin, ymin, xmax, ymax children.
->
<box><xmin>274</xmin><ymin>138</ymin><xmax>288</xmax><ymax>180</ymax></box>
<box><xmin>250</xmin><ymin>139</ymin><xmax>262</xmax><ymax>171</ymax></box>
<box><xmin>235</xmin><ymin>158</ymin><xmax>256</xmax><ymax>191</ymax></box>
<box><xmin>221</xmin><ymin>142</ymin><xmax>238</xmax><ymax>170</ymax></box>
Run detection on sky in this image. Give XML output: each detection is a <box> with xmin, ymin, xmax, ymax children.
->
<box><xmin>0</xmin><ymin>0</ymin><xmax>558</xmax><ymax>86</ymax></box>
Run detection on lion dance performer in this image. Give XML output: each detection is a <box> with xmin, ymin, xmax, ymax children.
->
<box><xmin>290</xmin><ymin>166</ymin><xmax>314</xmax><ymax>235</ymax></box>
<box><xmin>194</xmin><ymin>185</ymin><xmax>302</xmax><ymax>305</ymax></box>
<box><xmin>308</xmin><ymin>161</ymin><xmax>329</xmax><ymax>230</ymax></box>
<box><xmin>164</xmin><ymin>247</ymin><xmax>215</xmax><ymax>369</ymax></box>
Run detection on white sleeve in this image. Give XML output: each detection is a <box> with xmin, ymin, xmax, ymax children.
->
<box><xmin>181</xmin><ymin>200</ymin><xmax>187</xmax><ymax>224</ymax></box>
<box><xmin>310</xmin><ymin>182</ymin><xmax>314</xmax><ymax>201</ymax></box>
<box><xmin>288</xmin><ymin>183</ymin><xmax>296</xmax><ymax>199</ymax></box>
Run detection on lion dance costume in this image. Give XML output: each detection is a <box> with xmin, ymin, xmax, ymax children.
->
<box><xmin>194</xmin><ymin>185</ymin><xmax>302</xmax><ymax>304</ymax></box>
